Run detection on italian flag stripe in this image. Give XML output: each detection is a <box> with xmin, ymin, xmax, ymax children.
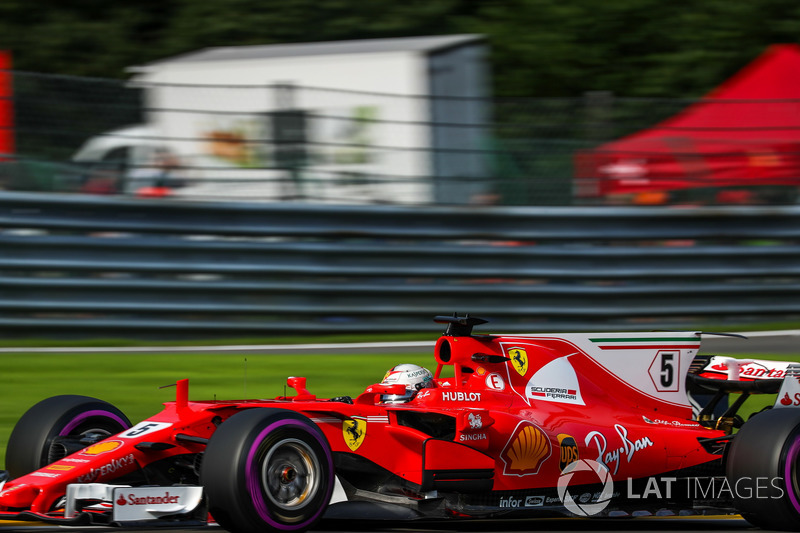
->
<box><xmin>596</xmin><ymin>344</ymin><xmax>700</xmax><ymax>350</ymax></box>
<box><xmin>590</xmin><ymin>337</ymin><xmax>700</xmax><ymax>350</ymax></box>
<box><xmin>590</xmin><ymin>337</ymin><xmax>698</xmax><ymax>343</ymax></box>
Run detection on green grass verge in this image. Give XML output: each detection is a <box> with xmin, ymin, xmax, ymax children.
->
<box><xmin>0</xmin><ymin>351</ymin><xmax>431</xmax><ymax>468</ymax></box>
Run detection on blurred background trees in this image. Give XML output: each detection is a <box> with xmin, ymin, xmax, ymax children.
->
<box><xmin>1</xmin><ymin>0</ymin><xmax>800</xmax><ymax>97</ymax></box>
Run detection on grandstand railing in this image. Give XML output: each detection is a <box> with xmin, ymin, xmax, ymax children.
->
<box><xmin>2</xmin><ymin>192</ymin><xmax>799</xmax><ymax>336</ymax></box>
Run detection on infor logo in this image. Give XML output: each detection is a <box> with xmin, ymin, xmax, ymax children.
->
<box><xmin>556</xmin><ymin>459</ymin><xmax>613</xmax><ymax>516</ymax></box>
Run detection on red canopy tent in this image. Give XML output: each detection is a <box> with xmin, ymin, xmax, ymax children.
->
<box><xmin>0</xmin><ymin>51</ymin><xmax>13</xmax><ymax>159</ymax></box>
<box><xmin>574</xmin><ymin>44</ymin><xmax>800</xmax><ymax>203</ymax></box>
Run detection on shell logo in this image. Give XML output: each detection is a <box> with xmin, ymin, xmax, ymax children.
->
<box><xmin>508</xmin><ymin>348</ymin><xmax>529</xmax><ymax>376</ymax></box>
<box><xmin>46</xmin><ymin>464</ymin><xmax>74</xmax><ymax>471</ymax></box>
<box><xmin>501</xmin><ymin>421</ymin><xmax>551</xmax><ymax>476</ymax></box>
<box><xmin>82</xmin><ymin>440</ymin><xmax>124</xmax><ymax>456</ymax></box>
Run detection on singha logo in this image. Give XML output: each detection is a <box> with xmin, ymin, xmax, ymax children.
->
<box><xmin>468</xmin><ymin>412</ymin><xmax>483</xmax><ymax>429</ymax></box>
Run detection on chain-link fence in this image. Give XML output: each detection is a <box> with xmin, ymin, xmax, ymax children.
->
<box><xmin>3</xmin><ymin>72</ymin><xmax>142</xmax><ymax>195</ymax></box>
<box><xmin>4</xmin><ymin>71</ymin><xmax>800</xmax><ymax>206</ymax></box>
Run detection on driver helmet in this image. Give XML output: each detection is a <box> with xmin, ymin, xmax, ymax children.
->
<box><xmin>380</xmin><ymin>364</ymin><xmax>433</xmax><ymax>404</ymax></box>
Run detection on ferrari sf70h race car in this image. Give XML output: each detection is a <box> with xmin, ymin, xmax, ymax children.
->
<box><xmin>0</xmin><ymin>315</ymin><xmax>799</xmax><ymax>532</ymax></box>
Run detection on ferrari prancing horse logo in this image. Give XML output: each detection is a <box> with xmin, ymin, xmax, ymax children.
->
<box><xmin>509</xmin><ymin>348</ymin><xmax>529</xmax><ymax>376</ymax></box>
<box><xmin>343</xmin><ymin>417</ymin><xmax>366</xmax><ymax>451</ymax></box>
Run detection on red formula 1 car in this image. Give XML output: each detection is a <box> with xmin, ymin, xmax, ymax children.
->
<box><xmin>1</xmin><ymin>315</ymin><xmax>799</xmax><ymax>532</ymax></box>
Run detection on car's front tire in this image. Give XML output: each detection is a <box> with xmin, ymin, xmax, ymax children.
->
<box><xmin>201</xmin><ymin>409</ymin><xmax>334</xmax><ymax>533</ymax></box>
<box><xmin>727</xmin><ymin>408</ymin><xmax>800</xmax><ymax>530</ymax></box>
<box><xmin>5</xmin><ymin>395</ymin><xmax>131</xmax><ymax>479</ymax></box>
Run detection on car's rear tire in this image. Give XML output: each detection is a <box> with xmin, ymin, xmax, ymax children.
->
<box><xmin>727</xmin><ymin>408</ymin><xmax>800</xmax><ymax>530</ymax></box>
<box><xmin>5</xmin><ymin>395</ymin><xmax>131</xmax><ymax>479</ymax></box>
<box><xmin>201</xmin><ymin>409</ymin><xmax>334</xmax><ymax>533</ymax></box>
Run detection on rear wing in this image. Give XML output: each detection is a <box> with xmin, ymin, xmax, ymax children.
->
<box><xmin>693</xmin><ymin>356</ymin><xmax>795</xmax><ymax>381</ymax></box>
<box><xmin>688</xmin><ymin>355</ymin><xmax>799</xmax><ymax>395</ymax></box>
<box><xmin>687</xmin><ymin>355</ymin><xmax>800</xmax><ymax>432</ymax></box>
<box><xmin>773</xmin><ymin>365</ymin><xmax>800</xmax><ymax>408</ymax></box>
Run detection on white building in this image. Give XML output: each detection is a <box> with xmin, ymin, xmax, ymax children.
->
<box><xmin>111</xmin><ymin>34</ymin><xmax>491</xmax><ymax>204</ymax></box>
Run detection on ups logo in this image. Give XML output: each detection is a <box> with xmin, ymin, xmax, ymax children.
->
<box><xmin>557</xmin><ymin>433</ymin><xmax>579</xmax><ymax>471</ymax></box>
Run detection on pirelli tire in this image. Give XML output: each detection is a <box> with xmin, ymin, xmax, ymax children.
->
<box><xmin>5</xmin><ymin>395</ymin><xmax>131</xmax><ymax>479</ymax></box>
<box><xmin>727</xmin><ymin>408</ymin><xmax>800</xmax><ymax>531</ymax></box>
<box><xmin>201</xmin><ymin>409</ymin><xmax>334</xmax><ymax>533</ymax></box>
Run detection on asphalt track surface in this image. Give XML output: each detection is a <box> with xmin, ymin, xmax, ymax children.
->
<box><xmin>0</xmin><ymin>515</ymin><xmax>762</xmax><ymax>533</ymax></box>
<box><xmin>2</xmin><ymin>332</ymin><xmax>795</xmax><ymax>533</ymax></box>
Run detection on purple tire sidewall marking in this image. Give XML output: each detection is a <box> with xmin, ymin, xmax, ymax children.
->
<box><xmin>59</xmin><ymin>409</ymin><xmax>129</xmax><ymax>436</ymax></box>
<box><xmin>785</xmin><ymin>437</ymin><xmax>800</xmax><ymax>514</ymax></box>
<box><xmin>244</xmin><ymin>418</ymin><xmax>334</xmax><ymax>531</ymax></box>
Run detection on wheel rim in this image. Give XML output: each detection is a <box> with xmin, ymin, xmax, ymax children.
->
<box><xmin>784</xmin><ymin>437</ymin><xmax>800</xmax><ymax>514</ymax></box>
<box><xmin>261</xmin><ymin>438</ymin><xmax>320</xmax><ymax>511</ymax></box>
<box><xmin>59</xmin><ymin>410</ymin><xmax>129</xmax><ymax>437</ymax></box>
<box><xmin>48</xmin><ymin>410</ymin><xmax>129</xmax><ymax>465</ymax></box>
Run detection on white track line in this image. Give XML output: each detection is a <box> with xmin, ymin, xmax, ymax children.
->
<box><xmin>0</xmin><ymin>340</ymin><xmax>436</xmax><ymax>353</ymax></box>
<box><xmin>1</xmin><ymin>330</ymin><xmax>799</xmax><ymax>353</ymax></box>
